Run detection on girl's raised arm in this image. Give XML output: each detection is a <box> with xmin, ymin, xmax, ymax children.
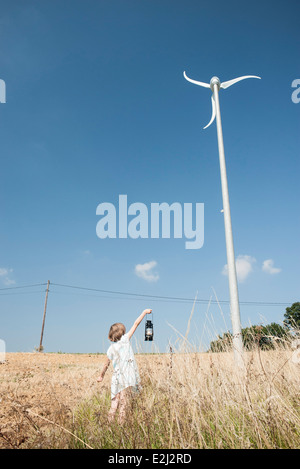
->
<box><xmin>127</xmin><ymin>309</ymin><xmax>152</xmax><ymax>339</ymax></box>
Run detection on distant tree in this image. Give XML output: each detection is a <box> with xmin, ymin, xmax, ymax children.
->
<box><xmin>210</xmin><ymin>332</ymin><xmax>232</xmax><ymax>353</ymax></box>
<box><xmin>283</xmin><ymin>302</ymin><xmax>300</xmax><ymax>330</ymax></box>
<box><xmin>209</xmin><ymin>322</ymin><xmax>288</xmax><ymax>352</ymax></box>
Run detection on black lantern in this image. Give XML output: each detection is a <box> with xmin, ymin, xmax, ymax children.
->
<box><xmin>145</xmin><ymin>319</ymin><xmax>154</xmax><ymax>341</ymax></box>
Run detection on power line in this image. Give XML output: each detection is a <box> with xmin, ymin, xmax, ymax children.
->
<box><xmin>0</xmin><ymin>290</ymin><xmax>46</xmax><ymax>296</ymax></box>
<box><xmin>0</xmin><ymin>280</ymin><xmax>294</xmax><ymax>307</ymax></box>
<box><xmin>50</xmin><ymin>282</ymin><xmax>292</xmax><ymax>307</ymax></box>
<box><xmin>0</xmin><ymin>283</ymin><xmax>47</xmax><ymax>291</ymax></box>
<box><xmin>49</xmin><ymin>289</ymin><xmax>191</xmax><ymax>303</ymax></box>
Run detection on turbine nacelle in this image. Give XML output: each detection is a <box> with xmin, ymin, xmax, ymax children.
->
<box><xmin>210</xmin><ymin>76</ymin><xmax>221</xmax><ymax>91</ymax></box>
<box><xmin>183</xmin><ymin>72</ymin><xmax>261</xmax><ymax>129</ymax></box>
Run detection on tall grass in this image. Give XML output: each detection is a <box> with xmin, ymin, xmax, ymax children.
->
<box><xmin>2</xmin><ymin>308</ymin><xmax>298</xmax><ymax>449</ymax></box>
<box><xmin>71</xmin><ymin>340</ymin><xmax>300</xmax><ymax>449</ymax></box>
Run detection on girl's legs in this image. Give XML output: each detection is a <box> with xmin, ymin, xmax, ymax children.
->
<box><xmin>108</xmin><ymin>388</ymin><xmax>130</xmax><ymax>425</ymax></box>
<box><xmin>118</xmin><ymin>389</ymin><xmax>128</xmax><ymax>425</ymax></box>
<box><xmin>108</xmin><ymin>393</ymin><xmax>120</xmax><ymax>423</ymax></box>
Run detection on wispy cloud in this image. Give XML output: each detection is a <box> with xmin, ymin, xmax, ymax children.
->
<box><xmin>134</xmin><ymin>260</ymin><xmax>159</xmax><ymax>283</ymax></box>
<box><xmin>0</xmin><ymin>267</ymin><xmax>15</xmax><ymax>286</ymax></box>
<box><xmin>222</xmin><ymin>255</ymin><xmax>256</xmax><ymax>283</ymax></box>
<box><xmin>262</xmin><ymin>259</ymin><xmax>281</xmax><ymax>275</ymax></box>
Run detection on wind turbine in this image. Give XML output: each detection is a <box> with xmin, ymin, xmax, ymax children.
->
<box><xmin>183</xmin><ymin>72</ymin><xmax>261</xmax><ymax>367</ymax></box>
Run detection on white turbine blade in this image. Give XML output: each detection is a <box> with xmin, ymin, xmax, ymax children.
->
<box><xmin>220</xmin><ymin>75</ymin><xmax>261</xmax><ymax>89</ymax></box>
<box><xmin>203</xmin><ymin>94</ymin><xmax>216</xmax><ymax>129</ymax></box>
<box><xmin>183</xmin><ymin>71</ymin><xmax>210</xmax><ymax>88</ymax></box>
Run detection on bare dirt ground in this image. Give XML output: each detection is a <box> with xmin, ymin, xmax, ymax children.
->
<box><xmin>0</xmin><ymin>353</ymin><xmax>114</xmax><ymax>448</ymax></box>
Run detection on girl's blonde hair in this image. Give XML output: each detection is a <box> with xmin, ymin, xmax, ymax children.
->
<box><xmin>108</xmin><ymin>323</ymin><xmax>126</xmax><ymax>342</ymax></box>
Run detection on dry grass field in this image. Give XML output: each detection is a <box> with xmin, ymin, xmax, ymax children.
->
<box><xmin>0</xmin><ymin>348</ymin><xmax>299</xmax><ymax>449</ymax></box>
<box><xmin>0</xmin><ymin>352</ymin><xmax>107</xmax><ymax>448</ymax></box>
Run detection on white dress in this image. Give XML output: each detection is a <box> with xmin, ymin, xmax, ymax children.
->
<box><xmin>107</xmin><ymin>333</ymin><xmax>141</xmax><ymax>399</ymax></box>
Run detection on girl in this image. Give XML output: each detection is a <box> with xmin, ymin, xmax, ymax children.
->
<box><xmin>97</xmin><ymin>308</ymin><xmax>152</xmax><ymax>424</ymax></box>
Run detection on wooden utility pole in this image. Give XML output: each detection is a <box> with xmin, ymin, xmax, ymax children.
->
<box><xmin>39</xmin><ymin>280</ymin><xmax>50</xmax><ymax>352</ymax></box>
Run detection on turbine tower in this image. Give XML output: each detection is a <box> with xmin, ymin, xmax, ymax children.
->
<box><xmin>184</xmin><ymin>72</ymin><xmax>261</xmax><ymax>367</ymax></box>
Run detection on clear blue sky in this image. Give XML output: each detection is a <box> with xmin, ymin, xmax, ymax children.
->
<box><xmin>0</xmin><ymin>0</ymin><xmax>299</xmax><ymax>353</ymax></box>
